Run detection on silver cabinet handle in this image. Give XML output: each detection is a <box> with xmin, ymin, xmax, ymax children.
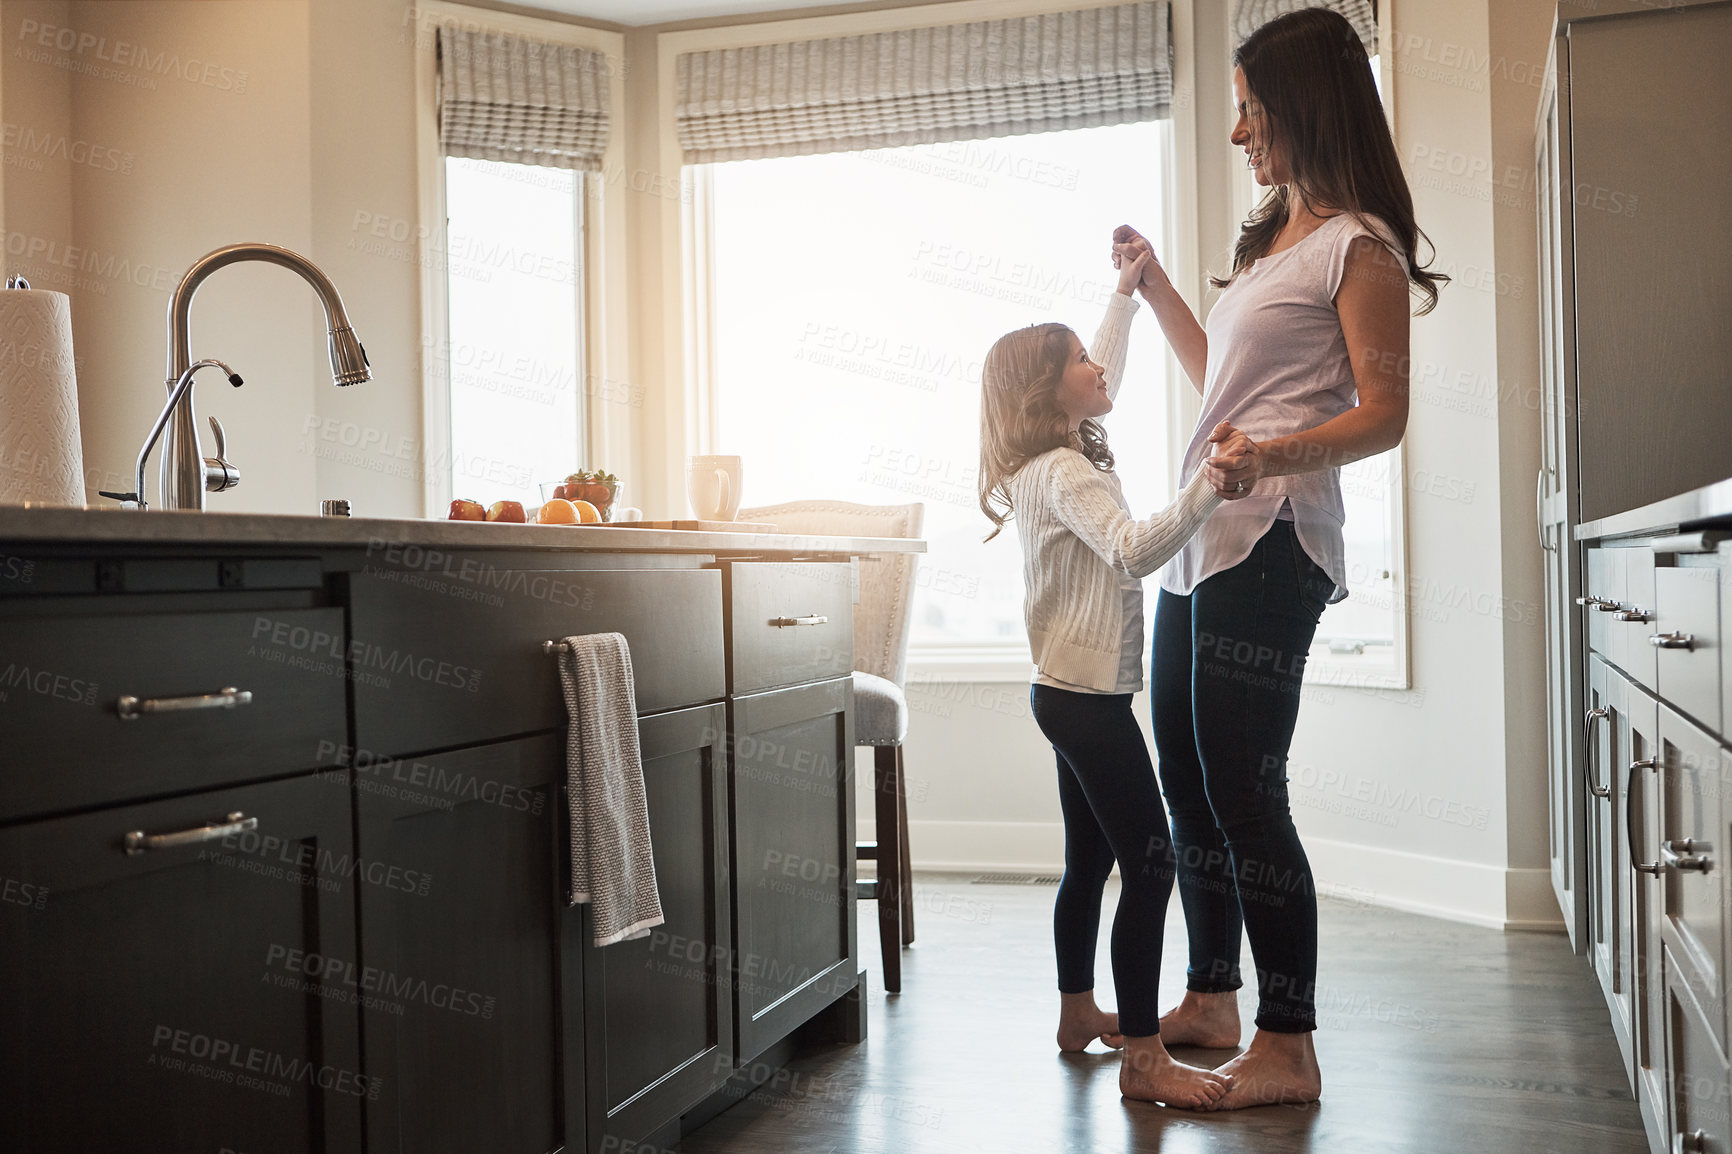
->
<box><xmin>117</xmin><ymin>685</ymin><xmax>253</xmax><ymax>720</ymax></box>
<box><xmin>1630</xmin><ymin>757</ymin><xmax>1661</xmax><ymax>875</ymax></box>
<box><xmin>1584</xmin><ymin>707</ymin><xmax>1611</xmax><ymax>799</ymax></box>
<box><xmin>1576</xmin><ymin>596</ymin><xmax>1617</xmax><ymax>610</ymax></box>
<box><xmin>769</xmin><ymin>615</ymin><xmax>828</xmax><ymax>628</ymax></box>
<box><xmin>124</xmin><ymin>811</ymin><xmax>257</xmax><ymax>855</ymax></box>
<box><xmin>1617</xmin><ymin>607</ymin><xmax>1652</xmax><ymax>623</ymax></box>
<box><xmin>1650</xmin><ymin>632</ymin><xmax>1696</xmax><ymax>650</ymax></box>
<box><xmin>1675</xmin><ymin>1129</ymin><xmax>1708</xmax><ymax>1154</ymax></box>
<box><xmin>1594</xmin><ymin>600</ymin><xmax>1624</xmax><ymax>613</ymax></box>
<box><xmin>1535</xmin><ymin>472</ymin><xmax>1549</xmax><ymax>553</ymax></box>
<box><xmin>1661</xmin><ymin>839</ymin><xmax>1713</xmax><ymax>873</ymax></box>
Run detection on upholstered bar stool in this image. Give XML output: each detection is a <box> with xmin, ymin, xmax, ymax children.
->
<box><xmin>737</xmin><ymin>500</ymin><xmax>923</xmax><ymax>992</ymax></box>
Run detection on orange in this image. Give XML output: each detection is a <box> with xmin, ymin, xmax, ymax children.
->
<box><xmin>571</xmin><ymin>499</ymin><xmax>602</xmax><ymax>524</ymax></box>
<box><xmin>537</xmin><ymin>498</ymin><xmax>579</xmax><ymax>524</ymax></box>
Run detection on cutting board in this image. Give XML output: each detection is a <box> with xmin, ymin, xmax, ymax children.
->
<box><xmin>605</xmin><ymin>519</ymin><xmax>781</xmax><ymax>533</ymax></box>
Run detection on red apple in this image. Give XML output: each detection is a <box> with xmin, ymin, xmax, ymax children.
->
<box><xmin>486</xmin><ymin>500</ymin><xmax>526</xmax><ymax>523</ymax></box>
<box><xmin>448</xmin><ymin>499</ymin><xmax>486</xmax><ymax>521</ymax></box>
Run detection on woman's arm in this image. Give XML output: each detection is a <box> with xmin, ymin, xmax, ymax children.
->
<box><xmin>1045</xmin><ymin>448</ymin><xmax>1225</xmax><ymax>579</ymax></box>
<box><xmin>1205</xmin><ymin>237</ymin><xmax>1410</xmax><ymax>486</ymax></box>
<box><xmin>1113</xmin><ymin>225</ymin><xmax>1207</xmax><ymax>394</ymax></box>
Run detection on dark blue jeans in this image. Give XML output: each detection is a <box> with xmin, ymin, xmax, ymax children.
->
<box><xmin>1150</xmin><ymin>520</ymin><xmax>1333</xmax><ymax>1033</ymax></box>
<box><xmin>1030</xmin><ymin>684</ymin><xmax>1178</xmax><ymax>1038</ymax></box>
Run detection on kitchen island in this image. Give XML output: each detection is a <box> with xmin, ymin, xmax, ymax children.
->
<box><xmin>0</xmin><ymin>505</ymin><xmax>922</xmax><ymax>1154</ymax></box>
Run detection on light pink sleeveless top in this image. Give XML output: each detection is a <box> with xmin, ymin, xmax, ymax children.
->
<box><xmin>1159</xmin><ymin>213</ymin><xmax>1404</xmax><ymax>603</ymax></box>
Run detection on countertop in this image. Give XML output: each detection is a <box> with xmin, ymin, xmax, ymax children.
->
<box><xmin>1575</xmin><ymin>475</ymin><xmax>1732</xmax><ymax>541</ymax></box>
<box><xmin>0</xmin><ymin>504</ymin><xmax>926</xmax><ymax>556</ymax></box>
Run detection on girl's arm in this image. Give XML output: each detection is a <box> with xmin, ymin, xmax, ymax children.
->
<box><xmin>1113</xmin><ymin>225</ymin><xmax>1207</xmax><ymax>394</ymax></box>
<box><xmin>1044</xmin><ymin>451</ymin><xmax>1223</xmax><ymax>579</ymax></box>
<box><xmin>1205</xmin><ymin>237</ymin><xmax>1409</xmax><ymax>487</ymax></box>
<box><xmin>1089</xmin><ymin>250</ymin><xmax>1151</xmax><ymax>407</ymax></box>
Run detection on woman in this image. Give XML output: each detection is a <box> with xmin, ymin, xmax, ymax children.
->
<box><xmin>978</xmin><ymin>245</ymin><xmax>1258</xmax><ymax>1107</ymax></box>
<box><xmin>1116</xmin><ymin>8</ymin><xmax>1447</xmax><ymax>1109</ymax></box>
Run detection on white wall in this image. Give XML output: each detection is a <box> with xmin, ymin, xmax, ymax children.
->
<box><xmin>0</xmin><ymin>0</ymin><xmax>1561</xmax><ymax>930</ymax></box>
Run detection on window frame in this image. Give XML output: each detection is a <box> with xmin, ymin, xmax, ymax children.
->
<box><xmin>412</xmin><ymin>0</ymin><xmax>629</xmax><ymax>517</ymax></box>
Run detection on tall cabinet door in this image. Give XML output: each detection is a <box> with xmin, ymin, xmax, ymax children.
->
<box><xmin>354</xmin><ymin>733</ymin><xmax>578</xmax><ymax>1154</ymax></box>
<box><xmin>584</xmin><ymin>704</ymin><xmax>733</xmax><ymax>1153</ymax></box>
<box><xmin>0</xmin><ymin>775</ymin><xmax>363</xmax><ymax>1154</ymax></box>
<box><xmin>729</xmin><ymin>677</ymin><xmax>858</xmax><ymax>1062</ymax></box>
<box><xmin>1538</xmin><ymin>60</ymin><xmax>1588</xmax><ymax>951</ymax></box>
<box><xmin>1624</xmin><ymin>684</ymin><xmax>1668</xmax><ymax>1150</ymax></box>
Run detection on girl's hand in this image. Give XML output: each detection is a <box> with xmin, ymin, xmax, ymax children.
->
<box><xmin>1203</xmin><ymin>420</ymin><xmax>1267</xmax><ymax>499</ymax></box>
<box><xmin>1112</xmin><ymin>224</ymin><xmax>1169</xmax><ymax>290</ymax></box>
<box><xmin>1113</xmin><ymin>243</ymin><xmax>1150</xmax><ymax>296</ymax></box>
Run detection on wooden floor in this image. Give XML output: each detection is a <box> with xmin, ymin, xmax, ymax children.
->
<box><xmin>678</xmin><ymin>875</ymin><xmax>1648</xmax><ymax>1154</ymax></box>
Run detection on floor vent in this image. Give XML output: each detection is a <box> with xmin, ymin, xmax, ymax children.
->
<box><xmin>970</xmin><ymin>873</ymin><xmax>1062</xmax><ymax>886</ymax></box>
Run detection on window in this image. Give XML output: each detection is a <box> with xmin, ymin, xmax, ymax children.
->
<box><xmin>443</xmin><ymin>157</ymin><xmax>584</xmax><ymax>508</ymax></box>
<box><xmin>706</xmin><ymin>120</ymin><xmax>1174</xmax><ymax>657</ymax></box>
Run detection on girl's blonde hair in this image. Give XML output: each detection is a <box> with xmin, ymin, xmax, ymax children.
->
<box><xmin>977</xmin><ymin>322</ymin><xmax>1114</xmax><ymax>542</ymax></box>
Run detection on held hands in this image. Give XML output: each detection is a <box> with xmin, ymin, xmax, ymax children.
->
<box><xmin>1113</xmin><ymin>244</ymin><xmax>1150</xmax><ymax>295</ymax></box>
<box><xmin>1203</xmin><ymin>420</ymin><xmax>1267</xmax><ymax>500</ymax></box>
<box><xmin>1111</xmin><ymin>224</ymin><xmax>1169</xmax><ymax>291</ymax></box>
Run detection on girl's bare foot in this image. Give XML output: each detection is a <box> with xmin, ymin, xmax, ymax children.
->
<box><xmin>1158</xmin><ymin>989</ymin><xmax>1242</xmax><ymax>1048</ymax></box>
<box><xmin>1119</xmin><ymin>1035</ymin><xmax>1232</xmax><ymax>1108</ymax></box>
<box><xmin>1057</xmin><ymin>990</ymin><xmax>1125</xmax><ymax>1051</ymax></box>
<box><xmin>1205</xmin><ymin>1029</ymin><xmax>1322</xmax><ymax>1110</ymax></box>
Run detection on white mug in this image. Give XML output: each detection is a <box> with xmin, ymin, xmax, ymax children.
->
<box><xmin>687</xmin><ymin>455</ymin><xmax>742</xmax><ymax>521</ymax></box>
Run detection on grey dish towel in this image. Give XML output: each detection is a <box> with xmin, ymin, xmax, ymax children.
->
<box><xmin>555</xmin><ymin>632</ymin><xmax>664</xmax><ymax>946</ymax></box>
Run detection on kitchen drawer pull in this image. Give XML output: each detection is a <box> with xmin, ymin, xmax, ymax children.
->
<box><xmin>769</xmin><ymin>615</ymin><xmax>828</xmax><ymax>628</ymax></box>
<box><xmin>1660</xmin><ymin>838</ymin><xmax>1713</xmax><ymax>873</ymax></box>
<box><xmin>117</xmin><ymin>685</ymin><xmax>253</xmax><ymax>720</ymax></box>
<box><xmin>1593</xmin><ymin>600</ymin><xmax>1624</xmax><ymax>613</ymax></box>
<box><xmin>1584</xmin><ymin>707</ymin><xmax>1611</xmax><ymax>799</ymax></box>
<box><xmin>1675</xmin><ymin>1130</ymin><xmax>1708</xmax><ymax>1154</ymax></box>
<box><xmin>123</xmin><ymin>811</ymin><xmax>257</xmax><ymax>856</ymax></box>
<box><xmin>1649</xmin><ymin>632</ymin><xmax>1697</xmax><ymax>651</ymax></box>
<box><xmin>1575</xmin><ymin>596</ymin><xmax>1611</xmax><ymax>608</ymax></box>
<box><xmin>1617</xmin><ymin>607</ymin><xmax>1652</xmax><ymax>623</ymax></box>
<box><xmin>1629</xmin><ymin>758</ymin><xmax>1661</xmax><ymax>875</ymax></box>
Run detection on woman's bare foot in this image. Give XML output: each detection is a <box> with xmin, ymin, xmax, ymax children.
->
<box><xmin>1204</xmin><ymin>1029</ymin><xmax>1322</xmax><ymax>1110</ymax></box>
<box><xmin>1158</xmin><ymin>990</ymin><xmax>1242</xmax><ymax>1048</ymax></box>
<box><xmin>1119</xmin><ymin>1035</ymin><xmax>1232</xmax><ymax>1108</ymax></box>
<box><xmin>1057</xmin><ymin>990</ymin><xmax>1125</xmax><ymax>1051</ymax></box>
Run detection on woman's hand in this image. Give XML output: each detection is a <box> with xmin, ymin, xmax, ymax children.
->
<box><xmin>1203</xmin><ymin>420</ymin><xmax>1267</xmax><ymax>499</ymax></box>
<box><xmin>1113</xmin><ymin>243</ymin><xmax>1150</xmax><ymax>296</ymax></box>
<box><xmin>1112</xmin><ymin>224</ymin><xmax>1170</xmax><ymax>290</ymax></box>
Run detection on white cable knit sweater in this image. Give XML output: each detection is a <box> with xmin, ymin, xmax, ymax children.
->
<box><xmin>1007</xmin><ymin>293</ymin><xmax>1223</xmax><ymax>693</ymax></box>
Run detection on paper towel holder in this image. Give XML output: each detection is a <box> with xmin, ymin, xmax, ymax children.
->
<box><xmin>5</xmin><ymin>275</ymin><xmax>30</xmax><ymax>290</ymax></box>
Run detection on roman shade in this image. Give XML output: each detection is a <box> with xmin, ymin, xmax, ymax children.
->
<box><xmin>438</xmin><ymin>25</ymin><xmax>611</xmax><ymax>171</ymax></box>
<box><xmin>1232</xmin><ymin>0</ymin><xmax>1378</xmax><ymax>56</ymax></box>
<box><xmin>675</xmin><ymin>1</ymin><xmax>1172</xmax><ymax>165</ymax></box>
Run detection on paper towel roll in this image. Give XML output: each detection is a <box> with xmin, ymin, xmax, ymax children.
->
<box><xmin>0</xmin><ymin>289</ymin><xmax>84</xmax><ymax>507</ymax></box>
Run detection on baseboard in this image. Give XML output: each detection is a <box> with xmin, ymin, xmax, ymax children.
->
<box><xmin>876</xmin><ymin>820</ymin><xmax>1566</xmax><ymax>933</ymax></box>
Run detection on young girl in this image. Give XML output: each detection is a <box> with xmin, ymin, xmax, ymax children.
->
<box><xmin>978</xmin><ymin>246</ymin><xmax>1261</xmax><ymax>1108</ymax></box>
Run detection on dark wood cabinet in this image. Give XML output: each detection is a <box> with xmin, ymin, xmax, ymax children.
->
<box><xmin>0</xmin><ymin>774</ymin><xmax>363</xmax><ymax>1154</ymax></box>
<box><xmin>583</xmin><ymin>704</ymin><xmax>733</xmax><ymax>1153</ymax></box>
<box><xmin>353</xmin><ymin>732</ymin><xmax>580</xmax><ymax>1154</ymax></box>
<box><xmin>727</xmin><ymin>677</ymin><xmax>857</xmax><ymax>1062</ymax></box>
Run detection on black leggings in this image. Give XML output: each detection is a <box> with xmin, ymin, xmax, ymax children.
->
<box><xmin>1151</xmin><ymin>520</ymin><xmax>1333</xmax><ymax>1033</ymax></box>
<box><xmin>1030</xmin><ymin>684</ymin><xmax>1177</xmax><ymax>1038</ymax></box>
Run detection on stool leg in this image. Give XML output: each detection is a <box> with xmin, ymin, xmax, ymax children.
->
<box><xmin>874</xmin><ymin>744</ymin><xmax>903</xmax><ymax>993</ymax></box>
<box><xmin>896</xmin><ymin>745</ymin><xmax>915</xmax><ymax>946</ymax></box>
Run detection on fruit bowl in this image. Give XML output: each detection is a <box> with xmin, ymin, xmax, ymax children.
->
<box><xmin>541</xmin><ymin>473</ymin><xmax>621</xmax><ymax>521</ymax></box>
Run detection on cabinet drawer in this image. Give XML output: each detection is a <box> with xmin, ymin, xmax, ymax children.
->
<box><xmin>0</xmin><ymin>774</ymin><xmax>363</xmax><ymax>1154</ymax></box>
<box><xmin>1658</xmin><ymin>704</ymin><xmax>1726</xmax><ymax>1052</ymax></box>
<box><xmin>1586</xmin><ymin>546</ymin><xmax>1623</xmax><ymax>666</ymax></box>
<box><xmin>1655</xmin><ymin>563</ymin><xmax>1721</xmax><ymax>734</ymax></box>
<box><xmin>0</xmin><ymin>608</ymin><xmax>347</xmax><ymax>821</ymax></box>
<box><xmin>1623</xmin><ymin>547</ymin><xmax>1659</xmax><ymax>693</ymax></box>
<box><xmin>724</xmin><ymin>562</ymin><xmax>854</xmax><ymax>695</ymax></box>
<box><xmin>347</xmin><ymin>566</ymin><xmax>724</xmax><ymax>757</ymax></box>
<box><xmin>1668</xmin><ymin>952</ymin><xmax>1732</xmax><ymax>1154</ymax></box>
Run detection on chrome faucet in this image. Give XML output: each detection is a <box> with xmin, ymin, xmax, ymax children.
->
<box><xmin>155</xmin><ymin>243</ymin><xmax>370</xmax><ymax>511</ymax></box>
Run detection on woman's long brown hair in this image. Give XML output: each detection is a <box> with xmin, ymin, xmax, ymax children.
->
<box><xmin>978</xmin><ymin>323</ymin><xmax>1113</xmax><ymax>542</ymax></box>
<box><xmin>1213</xmin><ymin>7</ymin><xmax>1448</xmax><ymax>314</ymax></box>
